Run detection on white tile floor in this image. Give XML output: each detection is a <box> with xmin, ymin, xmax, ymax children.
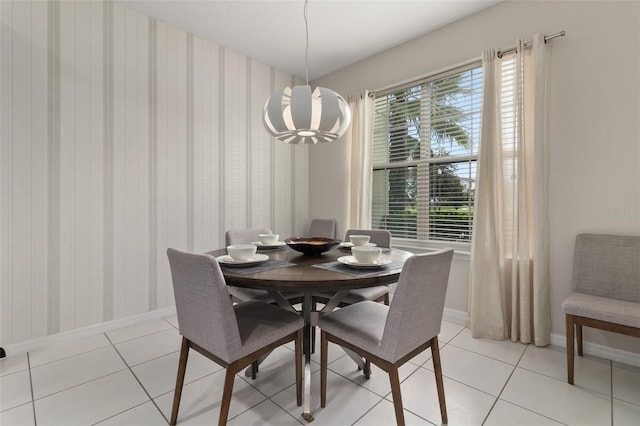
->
<box><xmin>1</xmin><ymin>315</ymin><xmax>639</xmax><ymax>426</ymax></box>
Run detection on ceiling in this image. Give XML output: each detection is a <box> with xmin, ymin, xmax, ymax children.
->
<box><xmin>116</xmin><ymin>0</ymin><xmax>501</xmax><ymax>81</ymax></box>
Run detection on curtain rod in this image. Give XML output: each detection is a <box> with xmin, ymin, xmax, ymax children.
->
<box><xmin>497</xmin><ymin>30</ymin><xmax>566</xmax><ymax>58</ymax></box>
<box><xmin>370</xmin><ymin>30</ymin><xmax>566</xmax><ymax>97</ymax></box>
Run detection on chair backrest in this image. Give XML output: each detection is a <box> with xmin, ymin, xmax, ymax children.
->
<box><xmin>167</xmin><ymin>248</ymin><xmax>242</xmax><ymax>362</ymax></box>
<box><xmin>572</xmin><ymin>233</ymin><xmax>640</xmax><ymax>303</ymax></box>
<box><xmin>345</xmin><ymin>229</ymin><xmax>392</xmax><ymax>248</ymax></box>
<box><xmin>309</xmin><ymin>219</ymin><xmax>337</xmax><ymax>239</ymax></box>
<box><xmin>225</xmin><ymin>228</ymin><xmax>272</xmax><ymax>246</ymax></box>
<box><xmin>380</xmin><ymin>249</ymin><xmax>454</xmax><ymax>362</ymax></box>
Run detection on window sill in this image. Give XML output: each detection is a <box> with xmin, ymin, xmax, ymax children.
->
<box><xmin>392</xmin><ymin>239</ymin><xmax>471</xmax><ymax>259</ymax></box>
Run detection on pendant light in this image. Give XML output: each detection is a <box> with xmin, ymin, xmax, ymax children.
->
<box><xmin>263</xmin><ymin>0</ymin><xmax>351</xmax><ymax>144</ymax></box>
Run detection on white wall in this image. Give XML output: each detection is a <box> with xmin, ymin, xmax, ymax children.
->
<box><xmin>0</xmin><ymin>0</ymin><xmax>308</xmax><ymax>346</ymax></box>
<box><xmin>311</xmin><ymin>1</ymin><xmax>640</xmax><ymax>353</ymax></box>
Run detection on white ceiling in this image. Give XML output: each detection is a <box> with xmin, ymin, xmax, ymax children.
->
<box><xmin>116</xmin><ymin>0</ymin><xmax>501</xmax><ymax>80</ymax></box>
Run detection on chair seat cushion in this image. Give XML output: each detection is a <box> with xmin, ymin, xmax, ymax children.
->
<box><xmin>562</xmin><ymin>292</ymin><xmax>640</xmax><ymax>328</ymax></box>
<box><xmin>235</xmin><ymin>301</ymin><xmax>304</xmax><ymax>359</ymax></box>
<box><xmin>318</xmin><ymin>301</ymin><xmax>388</xmax><ymax>356</ymax></box>
<box><xmin>315</xmin><ymin>286</ymin><xmax>389</xmax><ymax>304</ymax></box>
<box><xmin>228</xmin><ymin>286</ymin><xmax>303</xmax><ymax>304</ymax></box>
<box><xmin>228</xmin><ymin>287</ymin><xmax>274</xmax><ymax>302</ymax></box>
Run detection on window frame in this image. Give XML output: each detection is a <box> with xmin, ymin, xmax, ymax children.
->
<box><xmin>371</xmin><ymin>60</ymin><xmax>482</xmax><ymax>251</ymax></box>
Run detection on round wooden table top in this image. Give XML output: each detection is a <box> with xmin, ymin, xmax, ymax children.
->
<box><xmin>206</xmin><ymin>246</ymin><xmax>413</xmax><ymax>292</ymax></box>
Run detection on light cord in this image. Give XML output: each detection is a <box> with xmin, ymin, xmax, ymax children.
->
<box><xmin>304</xmin><ymin>0</ymin><xmax>309</xmax><ymax>85</ymax></box>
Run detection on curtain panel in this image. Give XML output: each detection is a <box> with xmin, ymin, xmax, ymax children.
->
<box><xmin>345</xmin><ymin>91</ymin><xmax>374</xmax><ymax>230</ymax></box>
<box><xmin>469</xmin><ymin>34</ymin><xmax>551</xmax><ymax>346</ymax></box>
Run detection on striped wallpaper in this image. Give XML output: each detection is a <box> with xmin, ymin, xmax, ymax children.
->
<box><xmin>0</xmin><ymin>0</ymin><xmax>309</xmax><ymax>346</ymax></box>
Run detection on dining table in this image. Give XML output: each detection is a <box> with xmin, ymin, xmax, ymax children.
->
<box><xmin>207</xmin><ymin>244</ymin><xmax>413</xmax><ymax>422</ymax></box>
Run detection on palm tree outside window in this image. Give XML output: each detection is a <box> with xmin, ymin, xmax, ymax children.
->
<box><xmin>371</xmin><ymin>63</ymin><xmax>482</xmax><ymax>246</ymax></box>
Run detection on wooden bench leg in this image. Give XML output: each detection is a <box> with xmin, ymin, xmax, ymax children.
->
<box><xmin>576</xmin><ymin>323</ymin><xmax>583</xmax><ymax>356</ymax></box>
<box><xmin>565</xmin><ymin>314</ymin><xmax>575</xmax><ymax>385</ymax></box>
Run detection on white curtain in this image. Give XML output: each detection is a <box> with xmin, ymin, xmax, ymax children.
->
<box><xmin>469</xmin><ymin>34</ymin><xmax>551</xmax><ymax>345</ymax></box>
<box><xmin>345</xmin><ymin>90</ymin><xmax>375</xmax><ymax>229</ymax></box>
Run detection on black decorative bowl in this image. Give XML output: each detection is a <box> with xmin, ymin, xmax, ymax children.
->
<box><xmin>285</xmin><ymin>237</ymin><xmax>340</xmax><ymax>256</ymax></box>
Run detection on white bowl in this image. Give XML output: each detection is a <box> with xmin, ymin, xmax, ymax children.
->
<box><xmin>226</xmin><ymin>244</ymin><xmax>257</xmax><ymax>261</ymax></box>
<box><xmin>351</xmin><ymin>246</ymin><xmax>382</xmax><ymax>264</ymax></box>
<box><xmin>259</xmin><ymin>233</ymin><xmax>279</xmax><ymax>245</ymax></box>
<box><xmin>349</xmin><ymin>235</ymin><xmax>371</xmax><ymax>246</ymax></box>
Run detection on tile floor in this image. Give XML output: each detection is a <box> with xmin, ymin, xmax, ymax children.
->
<box><xmin>1</xmin><ymin>314</ymin><xmax>639</xmax><ymax>425</ymax></box>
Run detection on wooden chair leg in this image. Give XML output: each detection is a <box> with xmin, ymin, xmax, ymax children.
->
<box><xmin>295</xmin><ymin>330</ymin><xmax>303</xmax><ymax>407</ymax></box>
<box><xmin>170</xmin><ymin>338</ymin><xmax>190</xmax><ymax>426</ymax></box>
<box><xmin>250</xmin><ymin>361</ymin><xmax>258</xmax><ymax>379</ymax></box>
<box><xmin>320</xmin><ymin>331</ymin><xmax>328</xmax><ymax>408</ymax></box>
<box><xmin>388</xmin><ymin>366</ymin><xmax>405</xmax><ymax>426</ymax></box>
<box><xmin>566</xmin><ymin>314</ymin><xmax>575</xmax><ymax>385</ymax></box>
<box><xmin>218</xmin><ymin>367</ymin><xmax>236</xmax><ymax>426</ymax></box>
<box><xmin>576</xmin><ymin>323</ymin><xmax>583</xmax><ymax>356</ymax></box>
<box><xmin>431</xmin><ymin>337</ymin><xmax>448</xmax><ymax>424</ymax></box>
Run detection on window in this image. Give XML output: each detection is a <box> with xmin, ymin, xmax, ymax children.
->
<box><xmin>371</xmin><ymin>63</ymin><xmax>482</xmax><ymax>246</ymax></box>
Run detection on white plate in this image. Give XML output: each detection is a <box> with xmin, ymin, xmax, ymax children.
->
<box><xmin>337</xmin><ymin>255</ymin><xmax>392</xmax><ymax>269</ymax></box>
<box><xmin>251</xmin><ymin>241</ymin><xmax>286</xmax><ymax>250</ymax></box>
<box><xmin>339</xmin><ymin>242</ymin><xmax>377</xmax><ymax>250</ymax></box>
<box><xmin>216</xmin><ymin>254</ymin><xmax>269</xmax><ymax>267</ymax></box>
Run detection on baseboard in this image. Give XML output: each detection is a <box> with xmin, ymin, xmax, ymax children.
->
<box><xmin>442</xmin><ymin>308</ymin><xmax>639</xmax><ymax>368</ymax></box>
<box><xmin>443</xmin><ymin>307</ymin><xmax>469</xmax><ymax>326</ymax></box>
<box><xmin>4</xmin><ymin>305</ymin><xmax>638</xmax><ymax>368</ymax></box>
<box><xmin>5</xmin><ymin>307</ymin><xmax>467</xmax><ymax>357</ymax></box>
<box><xmin>550</xmin><ymin>332</ymin><xmax>640</xmax><ymax>368</ymax></box>
<box><xmin>2</xmin><ymin>307</ymin><xmax>177</xmax><ymax>357</ymax></box>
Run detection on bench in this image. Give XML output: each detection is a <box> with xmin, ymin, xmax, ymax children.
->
<box><xmin>562</xmin><ymin>233</ymin><xmax>640</xmax><ymax>384</ymax></box>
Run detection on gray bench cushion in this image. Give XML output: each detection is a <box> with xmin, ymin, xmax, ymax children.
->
<box><xmin>562</xmin><ymin>292</ymin><xmax>640</xmax><ymax>328</ymax></box>
<box><xmin>572</xmin><ymin>234</ymin><xmax>640</xmax><ymax>303</ymax></box>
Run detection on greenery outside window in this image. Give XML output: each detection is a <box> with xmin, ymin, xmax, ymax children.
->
<box><xmin>371</xmin><ymin>62</ymin><xmax>482</xmax><ymax>247</ymax></box>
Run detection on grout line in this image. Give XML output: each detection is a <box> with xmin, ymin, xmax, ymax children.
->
<box><xmin>16</xmin><ymin>320</ymin><xmax>625</xmax><ymax>425</ymax></box>
<box><xmin>409</xmin><ymin>361</ymin><xmax>499</xmax><ymax>401</ymax></box>
<box><xmin>105</xmin><ymin>333</ymin><xmax>170</xmax><ymax>425</ymax></box>
<box><xmin>27</xmin><ymin>353</ymin><xmax>37</xmax><ymax>425</ymax></box>
<box><xmin>479</xmin><ymin>344</ymin><xmax>570</xmax><ymax>426</ymax></box>
<box><xmin>28</xmin><ymin>343</ymin><xmax>135</xmax><ymax>403</ymax></box>
<box><xmin>514</xmin><ymin>360</ymin><xmax>613</xmax><ymax>399</ymax></box>
<box><xmin>256</xmin><ymin>383</ymin><xmax>307</xmax><ymax>425</ymax></box>
<box><xmin>107</xmin><ymin>323</ymin><xmax>176</xmax><ymax>345</ymax></box>
<box><xmin>232</xmin><ymin>347</ymin><xmax>306</xmax><ymax>424</ymax></box>
<box><xmin>479</xmin><ymin>341</ymin><xmax>528</xmax><ymax>425</ymax></box>
<box><xmin>228</xmin><ymin>373</ymin><xmax>273</xmax><ymax>422</ymax></box>
<box><xmin>445</xmin><ymin>323</ymin><xmax>468</xmax><ymax>343</ymax></box>
<box><xmin>325</xmin><ymin>361</ymin><xmax>436</xmax><ymax>425</ymax></box>
<box><xmin>89</xmin><ymin>400</ymin><xmax>157</xmax><ymax>426</ymax></box>
<box><xmin>30</xmin><ymin>366</ymin><xmax>130</xmax><ymax>403</ymax></box>
<box><xmin>610</xmin><ymin>360</ymin><xmax>614</xmax><ymax>426</ymax></box>
<box><xmin>163</xmin><ymin>316</ymin><xmax>179</xmax><ymax>330</ymax></box>
<box><xmin>28</xmin><ymin>340</ymin><xmax>112</xmax><ymax>370</ymax></box>
<box><xmin>446</xmin><ymin>342</ymin><xmax>523</xmax><ymax>367</ymax></box>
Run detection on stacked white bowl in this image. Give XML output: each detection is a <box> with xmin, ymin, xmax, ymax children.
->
<box><xmin>351</xmin><ymin>246</ymin><xmax>382</xmax><ymax>264</ymax></box>
<box><xmin>258</xmin><ymin>234</ymin><xmax>279</xmax><ymax>245</ymax></box>
<box><xmin>226</xmin><ymin>244</ymin><xmax>257</xmax><ymax>261</ymax></box>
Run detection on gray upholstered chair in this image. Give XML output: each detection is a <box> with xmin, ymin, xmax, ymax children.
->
<box><xmin>562</xmin><ymin>233</ymin><xmax>640</xmax><ymax>384</ymax></box>
<box><xmin>308</xmin><ymin>218</ymin><xmax>337</xmax><ymax>239</ymax></box>
<box><xmin>167</xmin><ymin>248</ymin><xmax>303</xmax><ymax>426</ymax></box>
<box><xmin>314</xmin><ymin>229</ymin><xmax>393</xmax><ymax>306</ymax></box>
<box><xmin>319</xmin><ymin>249</ymin><xmax>454</xmax><ymax>426</ymax></box>
<box><xmin>344</xmin><ymin>229</ymin><xmax>391</xmax><ymax>248</ymax></box>
<box><xmin>224</xmin><ymin>228</ymin><xmax>302</xmax><ymax>304</ymax></box>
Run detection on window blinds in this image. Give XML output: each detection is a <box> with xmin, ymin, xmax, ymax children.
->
<box><xmin>371</xmin><ymin>63</ymin><xmax>483</xmax><ymax>243</ymax></box>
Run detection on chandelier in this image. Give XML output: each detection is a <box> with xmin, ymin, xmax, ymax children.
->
<box><xmin>262</xmin><ymin>0</ymin><xmax>351</xmax><ymax>144</ymax></box>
